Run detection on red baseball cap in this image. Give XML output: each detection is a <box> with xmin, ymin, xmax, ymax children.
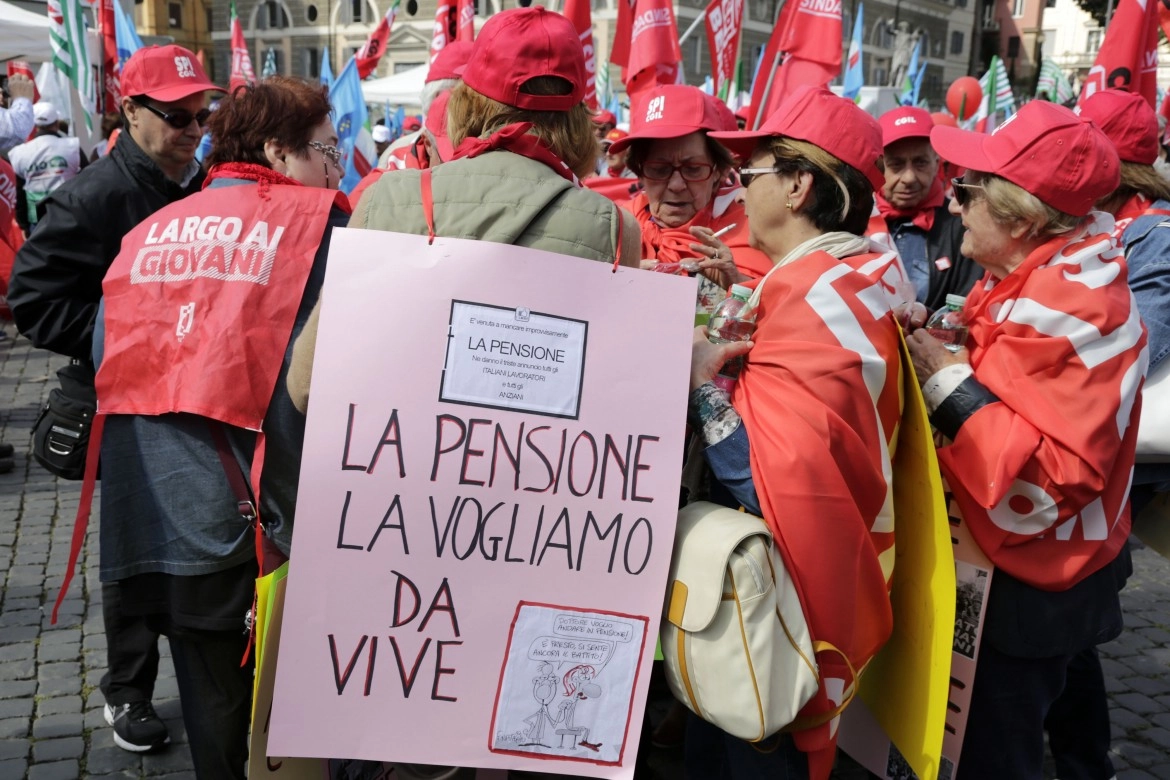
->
<box><xmin>403</xmin><ymin>116</ymin><xmax>422</xmax><ymax>132</ymax></box>
<box><xmin>879</xmin><ymin>106</ymin><xmax>934</xmax><ymax>147</ymax></box>
<box><xmin>1077</xmin><ymin>89</ymin><xmax>1159</xmax><ymax>165</ymax></box>
<box><xmin>425</xmin><ymin>89</ymin><xmax>455</xmax><ymax>161</ymax></box>
<box><xmin>931</xmin><ymin>100</ymin><xmax>1120</xmax><ymax>216</ymax></box>
<box><xmin>426</xmin><ymin>41</ymin><xmax>474</xmax><ymax>84</ymax></box>
<box><xmin>607</xmin><ymin>85</ymin><xmax>730</xmax><ymax>154</ymax></box>
<box><xmin>459</xmin><ymin>7</ymin><xmax>585</xmax><ymax>112</ymax></box>
<box><xmin>602</xmin><ymin>128</ymin><xmax>628</xmax><ymax>146</ymax></box>
<box><xmin>593</xmin><ymin>109</ymin><xmax>617</xmax><ymax>126</ymax></box>
<box><xmin>710</xmin><ymin>85</ymin><xmax>885</xmax><ymax>193</ymax></box>
<box><xmin>120</xmin><ymin>45</ymin><xmax>221</xmax><ymax>102</ymax></box>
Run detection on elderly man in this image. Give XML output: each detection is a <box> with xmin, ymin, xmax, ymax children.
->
<box><xmin>8</xmin><ymin>44</ymin><xmax>220</xmax><ymax>756</ymax></box>
<box><xmin>870</xmin><ymin>106</ymin><xmax>982</xmax><ymax>309</ymax></box>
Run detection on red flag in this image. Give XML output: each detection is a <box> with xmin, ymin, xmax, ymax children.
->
<box><xmin>748</xmin><ymin>0</ymin><xmax>842</xmax><ymax>129</ymax></box>
<box><xmin>610</xmin><ymin>0</ymin><xmax>637</xmax><ymax>69</ymax></box>
<box><xmin>430</xmin><ymin>1</ymin><xmax>457</xmax><ymax>62</ymax></box>
<box><xmin>229</xmin><ymin>3</ymin><xmax>256</xmax><ymax>94</ymax></box>
<box><xmin>705</xmin><ymin>0</ymin><xmax>744</xmax><ymax>100</ymax></box>
<box><xmin>456</xmin><ymin>0</ymin><xmax>475</xmax><ymax>41</ymax></box>
<box><xmin>1078</xmin><ymin>0</ymin><xmax>1159</xmax><ymax>107</ymax></box>
<box><xmin>98</xmin><ymin>0</ymin><xmax>119</xmax><ymax>114</ymax></box>
<box><xmin>622</xmin><ymin>0</ymin><xmax>682</xmax><ymax>99</ymax></box>
<box><xmin>563</xmin><ymin>0</ymin><xmax>598</xmax><ymax>109</ymax></box>
<box><xmin>356</xmin><ymin>3</ymin><xmax>400</xmax><ymax>79</ymax></box>
<box><xmin>1159</xmin><ymin>0</ymin><xmax>1170</xmax><ymax>51</ymax></box>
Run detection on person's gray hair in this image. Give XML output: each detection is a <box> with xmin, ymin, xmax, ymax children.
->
<box><xmin>421</xmin><ymin>79</ymin><xmax>459</xmax><ymax>114</ymax></box>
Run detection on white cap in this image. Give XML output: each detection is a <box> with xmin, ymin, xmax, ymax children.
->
<box><xmin>33</xmin><ymin>101</ymin><xmax>59</xmax><ymax>126</ymax></box>
<box><xmin>372</xmin><ymin>125</ymin><xmax>392</xmax><ymax>143</ymax></box>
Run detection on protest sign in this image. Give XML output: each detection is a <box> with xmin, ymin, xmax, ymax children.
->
<box><xmin>269</xmin><ymin>229</ymin><xmax>695</xmax><ymax>778</ymax></box>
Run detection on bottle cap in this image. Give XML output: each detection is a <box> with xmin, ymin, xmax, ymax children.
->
<box><xmin>945</xmin><ymin>294</ymin><xmax>967</xmax><ymax>308</ymax></box>
<box><xmin>729</xmin><ymin>284</ymin><xmax>753</xmax><ymax>300</ymax></box>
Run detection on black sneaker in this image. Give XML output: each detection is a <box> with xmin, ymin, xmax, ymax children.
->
<box><xmin>104</xmin><ymin>701</ymin><xmax>170</xmax><ymax>752</ymax></box>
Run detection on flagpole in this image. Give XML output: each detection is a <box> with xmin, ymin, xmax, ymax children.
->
<box><xmin>678</xmin><ymin>10</ymin><xmax>707</xmax><ymax>46</ymax></box>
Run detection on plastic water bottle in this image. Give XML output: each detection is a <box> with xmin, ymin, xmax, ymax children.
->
<box><xmin>924</xmin><ymin>294</ymin><xmax>968</xmax><ymax>353</ymax></box>
<box><xmin>707</xmin><ymin>284</ymin><xmax>757</xmax><ymax>399</ymax></box>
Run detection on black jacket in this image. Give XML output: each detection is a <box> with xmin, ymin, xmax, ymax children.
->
<box><xmin>885</xmin><ymin>202</ymin><xmax>984</xmax><ymax>312</ymax></box>
<box><xmin>8</xmin><ymin>129</ymin><xmax>204</xmax><ymax>361</ymax></box>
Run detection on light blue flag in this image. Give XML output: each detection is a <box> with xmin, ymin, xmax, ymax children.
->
<box><xmin>329</xmin><ymin>57</ymin><xmax>372</xmax><ymax>193</ymax></box>
<box><xmin>320</xmin><ymin>47</ymin><xmax>335</xmax><ymax>90</ymax></box>
<box><xmin>899</xmin><ymin>38</ymin><xmax>921</xmax><ymax>106</ymax></box>
<box><xmin>910</xmin><ymin>58</ymin><xmax>925</xmax><ymax>105</ymax></box>
<box><xmin>384</xmin><ymin>100</ymin><xmax>392</xmax><ymax>132</ymax></box>
<box><xmin>842</xmin><ymin>4</ymin><xmax>864</xmax><ymax>101</ymax></box>
<box><xmin>113</xmin><ymin>0</ymin><xmax>144</xmax><ymax>69</ymax></box>
<box><xmin>393</xmin><ymin>105</ymin><xmax>405</xmax><ymax>136</ymax></box>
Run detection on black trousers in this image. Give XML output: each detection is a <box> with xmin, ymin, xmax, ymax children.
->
<box><xmin>1045</xmin><ymin>646</ymin><xmax>1116</xmax><ymax>780</ymax></box>
<box><xmin>100</xmin><ymin>581</ymin><xmax>161</xmax><ymax>705</ymax></box>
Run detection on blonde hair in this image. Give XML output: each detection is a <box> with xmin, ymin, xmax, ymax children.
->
<box><xmin>971</xmin><ymin>172</ymin><xmax>1084</xmax><ymax>239</ymax></box>
<box><xmin>1096</xmin><ymin>160</ymin><xmax>1170</xmax><ymax>214</ymax></box>
<box><xmin>760</xmin><ymin>136</ymin><xmax>874</xmax><ymax>235</ymax></box>
<box><xmin>446</xmin><ymin>80</ymin><xmax>599</xmax><ymax>180</ymax></box>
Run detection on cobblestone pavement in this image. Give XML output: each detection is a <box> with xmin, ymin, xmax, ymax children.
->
<box><xmin>2</xmin><ymin>329</ymin><xmax>1169</xmax><ymax>779</ymax></box>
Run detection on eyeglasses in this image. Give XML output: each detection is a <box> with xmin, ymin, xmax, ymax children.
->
<box><xmin>641</xmin><ymin>161</ymin><xmax>715</xmax><ymax>182</ymax></box>
<box><xmin>133</xmin><ymin>98</ymin><xmax>210</xmax><ymax>129</ymax></box>
<box><xmin>308</xmin><ymin>140</ymin><xmax>342</xmax><ymax>165</ymax></box>
<box><xmin>951</xmin><ymin>177</ymin><xmax>986</xmax><ymax>207</ymax></box>
<box><xmin>738</xmin><ymin>166</ymin><xmax>779</xmax><ymax>188</ymax></box>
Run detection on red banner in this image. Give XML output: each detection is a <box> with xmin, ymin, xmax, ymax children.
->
<box><xmin>563</xmin><ymin>0</ymin><xmax>597</xmax><ymax>109</ymax></box>
<box><xmin>356</xmin><ymin>9</ymin><xmax>394</xmax><ymax>79</ymax></box>
<box><xmin>456</xmin><ymin>0</ymin><xmax>475</xmax><ymax>41</ymax></box>
<box><xmin>229</xmin><ymin>9</ymin><xmax>256</xmax><ymax>94</ymax></box>
<box><xmin>1078</xmin><ymin>0</ymin><xmax>1159</xmax><ymax>107</ymax></box>
<box><xmin>610</xmin><ymin>0</ymin><xmax>637</xmax><ymax>69</ymax></box>
<box><xmin>430</xmin><ymin>1</ymin><xmax>456</xmax><ymax>62</ymax></box>
<box><xmin>748</xmin><ymin>0</ymin><xmax>841</xmax><ymax>128</ymax></box>
<box><xmin>705</xmin><ymin>0</ymin><xmax>743</xmax><ymax>100</ymax></box>
<box><xmin>99</xmin><ymin>0</ymin><xmax>119</xmax><ymax>114</ymax></box>
<box><xmin>623</xmin><ymin>0</ymin><xmax>682</xmax><ymax>99</ymax></box>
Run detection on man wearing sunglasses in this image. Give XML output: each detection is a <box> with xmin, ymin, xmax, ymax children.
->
<box><xmin>8</xmin><ymin>44</ymin><xmax>221</xmax><ymax>756</ymax></box>
<box><xmin>868</xmin><ymin>106</ymin><xmax>982</xmax><ymax>311</ymax></box>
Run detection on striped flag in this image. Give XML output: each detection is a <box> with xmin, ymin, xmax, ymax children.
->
<box><xmin>1036</xmin><ymin>58</ymin><xmax>1073</xmax><ymax>104</ymax></box>
<box><xmin>47</xmin><ymin>0</ymin><xmax>96</xmax><ymax>131</ymax></box>
<box><xmin>261</xmin><ymin>48</ymin><xmax>277</xmax><ymax>78</ymax></box>
<box><xmin>970</xmin><ymin>55</ymin><xmax>1014</xmax><ymax>132</ymax></box>
<box><xmin>842</xmin><ymin>4</ymin><xmax>864</xmax><ymax>101</ymax></box>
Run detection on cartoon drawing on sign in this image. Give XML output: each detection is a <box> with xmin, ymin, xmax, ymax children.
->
<box><xmin>490</xmin><ymin>602</ymin><xmax>649</xmax><ymax>765</ymax></box>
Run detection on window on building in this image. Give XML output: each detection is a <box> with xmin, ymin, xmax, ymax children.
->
<box><xmin>205</xmin><ymin>7</ymin><xmax>213</xmax><ymax>31</ymax></box>
<box><xmin>951</xmin><ymin>30</ymin><xmax>964</xmax><ymax>55</ymax></box>
<box><xmin>1012</xmin><ymin>0</ymin><xmax>1025</xmax><ymax>16</ymax></box>
<box><xmin>256</xmin><ymin>1</ymin><xmax>290</xmax><ymax>29</ymax></box>
<box><xmin>306</xmin><ymin>47</ymin><xmax>319</xmax><ymax>78</ymax></box>
<box><xmin>955</xmin><ymin>0</ymin><xmax>966</xmax><ymax>8</ymax></box>
<box><xmin>1087</xmin><ymin>28</ymin><xmax>1103</xmax><ymax>53</ymax></box>
<box><xmin>306</xmin><ymin>4</ymin><xmax>318</xmax><ymax>22</ymax></box>
<box><xmin>168</xmin><ymin>2</ymin><xmax>181</xmax><ymax>28</ymax></box>
<box><xmin>341</xmin><ymin>0</ymin><xmax>371</xmax><ymax>23</ymax></box>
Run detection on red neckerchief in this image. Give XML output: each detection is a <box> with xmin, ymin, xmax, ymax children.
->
<box><xmin>204</xmin><ymin>161</ymin><xmax>352</xmax><ymax>214</ymax></box>
<box><xmin>1111</xmin><ymin>193</ymin><xmax>1170</xmax><ymax>237</ymax></box>
<box><xmin>630</xmin><ymin>190</ymin><xmax>715</xmax><ymax>267</ymax></box>
<box><xmin>453</xmin><ymin>122</ymin><xmax>579</xmax><ymax>185</ymax></box>
<box><xmin>875</xmin><ymin>175</ymin><xmax>945</xmax><ymax>232</ymax></box>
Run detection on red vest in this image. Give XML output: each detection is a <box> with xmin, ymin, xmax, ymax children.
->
<box><xmin>97</xmin><ymin>182</ymin><xmax>342</xmax><ymax>428</ymax></box>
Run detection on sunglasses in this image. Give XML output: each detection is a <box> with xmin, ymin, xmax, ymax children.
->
<box><xmin>308</xmin><ymin>140</ymin><xmax>342</xmax><ymax>165</ymax></box>
<box><xmin>738</xmin><ymin>166</ymin><xmax>778</xmax><ymax>188</ymax></box>
<box><xmin>133</xmin><ymin>97</ymin><xmax>211</xmax><ymax>129</ymax></box>
<box><xmin>641</xmin><ymin>161</ymin><xmax>715</xmax><ymax>182</ymax></box>
<box><xmin>951</xmin><ymin>177</ymin><xmax>986</xmax><ymax>207</ymax></box>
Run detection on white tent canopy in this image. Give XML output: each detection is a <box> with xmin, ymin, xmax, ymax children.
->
<box><xmin>360</xmin><ymin>63</ymin><xmax>428</xmax><ymax>110</ymax></box>
<box><xmin>0</xmin><ymin>0</ymin><xmax>54</xmax><ymax>63</ymax></box>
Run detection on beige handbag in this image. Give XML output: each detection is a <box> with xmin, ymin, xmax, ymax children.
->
<box><xmin>661</xmin><ymin>501</ymin><xmax>821</xmax><ymax>742</ymax></box>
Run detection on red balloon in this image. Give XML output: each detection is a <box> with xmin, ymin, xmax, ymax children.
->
<box><xmin>931</xmin><ymin>111</ymin><xmax>959</xmax><ymax>128</ymax></box>
<box><xmin>946</xmin><ymin>77</ymin><xmax>983</xmax><ymax>121</ymax></box>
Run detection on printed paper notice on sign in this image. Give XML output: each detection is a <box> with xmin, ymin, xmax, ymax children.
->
<box><xmin>441</xmin><ymin>301</ymin><xmax>588</xmax><ymax>419</ymax></box>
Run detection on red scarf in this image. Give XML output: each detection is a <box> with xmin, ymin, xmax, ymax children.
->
<box><xmin>453</xmin><ymin>122</ymin><xmax>579</xmax><ymax>185</ymax></box>
<box><xmin>1112</xmin><ymin>193</ymin><xmax>1170</xmax><ymax>237</ymax></box>
<box><xmin>204</xmin><ymin>161</ymin><xmax>352</xmax><ymax>214</ymax></box>
<box><xmin>874</xmin><ymin>176</ymin><xmax>945</xmax><ymax>232</ymax></box>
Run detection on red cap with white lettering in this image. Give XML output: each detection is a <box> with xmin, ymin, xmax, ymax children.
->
<box><xmin>120</xmin><ymin>44</ymin><xmax>222</xmax><ymax>102</ymax></box>
<box><xmin>879</xmin><ymin>106</ymin><xmax>934</xmax><ymax>147</ymax></box>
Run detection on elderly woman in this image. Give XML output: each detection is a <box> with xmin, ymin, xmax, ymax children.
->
<box><xmin>92</xmin><ymin>76</ymin><xmax>349</xmax><ymax>778</ymax></box>
<box><xmin>680</xmin><ymin>85</ymin><xmax>904</xmax><ymax>779</ymax></box>
<box><xmin>908</xmin><ymin>101</ymin><xmax>1145</xmax><ymax>779</ymax></box>
<box><xmin>607</xmin><ymin>84</ymin><xmax>772</xmax><ymax>298</ymax></box>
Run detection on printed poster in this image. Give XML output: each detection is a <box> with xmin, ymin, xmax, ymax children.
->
<box><xmin>268</xmin><ymin>229</ymin><xmax>696</xmax><ymax>779</ymax></box>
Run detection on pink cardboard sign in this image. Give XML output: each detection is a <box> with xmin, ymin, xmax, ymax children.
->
<box><xmin>269</xmin><ymin>229</ymin><xmax>696</xmax><ymax>778</ymax></box>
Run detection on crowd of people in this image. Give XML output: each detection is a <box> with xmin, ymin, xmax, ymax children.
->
<box><xmin>1</xmin><ymin>8</ymin><xmax>1167</xmax><ymax>779</ymax></box>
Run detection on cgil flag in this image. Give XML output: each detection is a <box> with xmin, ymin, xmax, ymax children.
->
<box><xmin>971</xmin><ymin>55</ymin><xmax>1014</xmax><ymax>132</ymax></box>
<box><xmin>430</xmin><ymin>1</ymin><xmax>456</xmax><ymax>62</ymax></box>
<box><xmin>456</xmin><ymin>0</ymin><xmax>475</xmax><ymax>41</ymax></box>
<box><xmin>47</xmin><ymin>0</ymin><xmax>96</xmax><ymax>131</ymax></box>
<box><xmin>842</xmin><ymin>4</ymin><xmax>864</xmax><ymax>101</ymax></box>
<box><xmin>229</xmin><ymin>1</ymin><xmax>256</xmax><ymax>94</ymax></box>
<box><xmin>706</xmin><ymin>0</ymin><xmax>745</xmax><ymax>102</ymax></box>
<box><xmin>356</xmin><ymin>0</ymin><xmax>400</xmax><ymax>79</ymax></box>
<box><xmin>329</xmin><ymin>57</ymin><xmax>376</xmax><ymax>194</ymax></box>
<box><xmin>620</xmin><ymin>0</ymin><xmax>682</xmax><ymax>98</ymax></box>
<box><xmin>112</xmin><ymin>0</ymin><xmax>143</xmax><ymax>69</ymax></box>
<box><xmin>563</xmin><ymin>0</ymin><xmax>599</xmax><ymax>109</ymax></box>
<box><xmin>748</xmin><ymin>0</ymin><xmax>841</xmax><ymax>129</ymax></box>
<box><xmin>1078</xmin><ymin>0</ymin><xmax>1158</xmax><ymax>107</ymax></box>
<box><xmin>99</xmin><ymin>0</ymin><xmax>120</xmax><ymax>113</ymax></box>
<box><xmin>1036</xmin><ymin>58</ymin><xmax>1073</xmax><ymax>104</ymax></box>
